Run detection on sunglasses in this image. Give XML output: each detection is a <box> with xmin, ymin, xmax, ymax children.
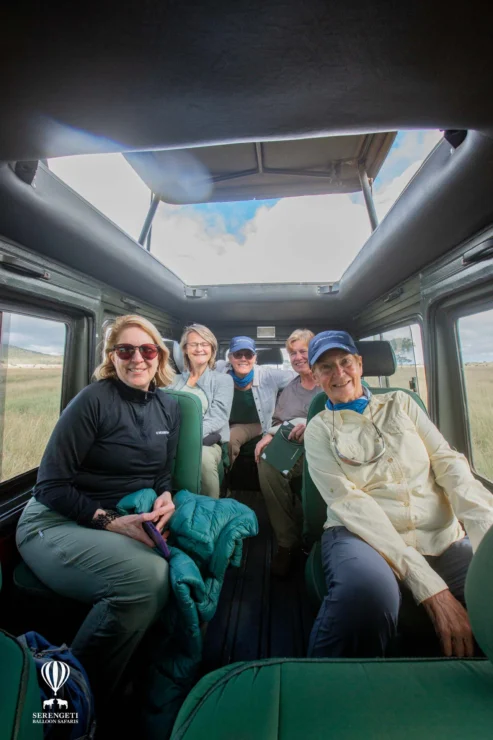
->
<box><xmin>113</xmin><ymin>344</ymin><xmax>161</xmax><ymax>360</ymax></box>
<box><xmin>232</xmin><ymin>350</ymin><xmax>255</xmax><ymax>360</ymax></box>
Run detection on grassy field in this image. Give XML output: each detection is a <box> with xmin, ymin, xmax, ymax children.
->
<box><xmin>1</xmin><ymin>367</ymin><xmax>63</xmax><ymax>481</ymax></box>
<box><xmin>1</xmin><ymin>363</ymin><xmax>492</xmax><ymax>483</ymax></box>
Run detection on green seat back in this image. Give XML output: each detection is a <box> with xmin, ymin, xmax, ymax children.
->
<box><xmin>162</xmin><ymin>389</ymin><xmax>203</xmax><ymax>494</ymax></box>
<box><xmin>465</xmin><ymin>523</ymin><xmax>493</xmax><ymax>663</ymax></box>
<box><xmin>171</xmin><ymin>657</ymin><xmax>493</xmax><ymax>740</ymax></box>
<box><xmin>302</xmin><ymin>392</ymin><xmax>329</xmax><ymax>545</ymax></box>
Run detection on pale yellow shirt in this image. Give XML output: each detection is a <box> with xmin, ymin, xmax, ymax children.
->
<box><xmin>304</xmin><ymin>390</ymin><xmax>493</xmax><ymax>604</ymax></box>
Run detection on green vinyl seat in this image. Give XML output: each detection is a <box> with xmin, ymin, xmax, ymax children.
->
<box><xmin>14</xmin><ymin>388</ymin><xmax>203</xmax><ymax>599</ymax></box>
<box><xmin>170</xmin><ymin>524</ymin><xmax>493</xmax><ymax>740</ymax></box>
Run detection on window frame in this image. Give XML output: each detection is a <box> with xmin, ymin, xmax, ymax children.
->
<box><xmin>429</xmin><ymin>284</ymin><xmax>493</xmax><ymax>492</ymax></box>
<box><xmin>0</xmin><ymin>300</ymin><xmax>79</xmax><ymax>509</ymax></box>
<box><xmin>453</xmin><ymin>299</ymin><xmax>493</xmax><ymax>484</ymax></box>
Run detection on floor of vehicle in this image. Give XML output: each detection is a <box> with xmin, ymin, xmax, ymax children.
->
<box><xmin>201</xmin><ymin>488</ymin><xmax>315</xmax><ymax>676</ymax></box>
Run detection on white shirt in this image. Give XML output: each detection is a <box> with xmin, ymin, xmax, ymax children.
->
<box><xmin>304</xmin><ymin>390</ymin><xmax>493</xmax><ymax>604</ymax></box>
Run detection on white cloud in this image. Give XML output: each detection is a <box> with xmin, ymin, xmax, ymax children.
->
<box><xmin>47</xmin><ymin>130</ymin><xmax>444</xmax><ymax>286</ymax></box>
<box><xmin>152</xmin><ymin>194</ymin><xmax>372</xmax><ymax>284</ymax></box>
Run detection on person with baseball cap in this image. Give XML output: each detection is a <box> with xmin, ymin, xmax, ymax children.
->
<box><xmin>304</xmin><ymin>330</ymin><xmax>493</xmax><ymax>660</ymax></box>
<box><xmin>223</xmin><ymin>336</ymin><xmax>294</xmax><ymax>467</ymax></box>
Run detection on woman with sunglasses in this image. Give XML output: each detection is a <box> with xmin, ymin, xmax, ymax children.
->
<box><xmin>304</xmin><ymin>330</ymin><xmax>493</xmax><ymax>661</ymax></box>
<box><xmin>224</xmin><ymin>336</ymin><xmax>295</xmax><ymax>466</ymax></box>
<box><xmin>169</xmin><ymin>323</ymin><xmax>233</xmax><ymax>498</ymax></box>
<box><xmin>16</xmin><ymin>314</ymin><xmax>179</xmax><ymax>708</ymax></box>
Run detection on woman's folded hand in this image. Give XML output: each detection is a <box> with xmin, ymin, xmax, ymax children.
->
<box><xmin>106</xmin><ymin>511</ymin><xmax>170</xmax><ymax>547</ymax></box>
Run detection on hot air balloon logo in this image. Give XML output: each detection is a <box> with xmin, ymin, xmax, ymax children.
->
<box><xmin>41</xmin><ymin>661</ymin><xmax>71</xmax><ymax>696</ymax></box>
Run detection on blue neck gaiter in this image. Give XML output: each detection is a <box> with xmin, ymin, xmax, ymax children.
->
<box><xmin>326</xmin><ymin>387</ymin><xmax>371</xmax><ymax>414</ymax></box>
<box><xmin>230</xmin><ymin>369</ymin><xmax>254</xmax><ymax>388</ymax></box>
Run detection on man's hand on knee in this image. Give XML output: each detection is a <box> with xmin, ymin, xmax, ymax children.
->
<box><xmin>422</xmin><ymin>588</ymin><xmax>474</xmax><ymax>658</ymax></box>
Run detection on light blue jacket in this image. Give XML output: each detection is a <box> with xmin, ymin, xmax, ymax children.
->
<box><xmin>217</xmin><ymin>362</ymin><xmax>295</xmax><ymax>433</ymax></box>
<box><xmin>168</xmin><ymin>367</ymin><xmax>234</xmax><ymax>442</ymax></box>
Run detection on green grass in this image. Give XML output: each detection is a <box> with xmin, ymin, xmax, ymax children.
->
<box><xmin>1</xmin><ymin>367</ymin><xmax>63</xmax><ymax>481</ymax></box>
<box><xmin>1</xmin><ymin>362</ymin><xmax>492</xmax><ymax>483</ymax></box>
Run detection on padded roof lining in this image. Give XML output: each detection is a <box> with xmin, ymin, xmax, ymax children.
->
<box><xmin>124</xmin><ymin>133</ymin><xmax>396</xmax><ymax>203</ymax></box>
<box><xmin>2</xmin><ymin>1</ymin><xmax>493</xmax><ymax>161</ymax></box>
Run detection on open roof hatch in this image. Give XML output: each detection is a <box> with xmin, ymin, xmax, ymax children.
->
<box><xmin>125</xmin><ymin>131</ymin><xmax>396</xmax><ymax>245</ymax></box>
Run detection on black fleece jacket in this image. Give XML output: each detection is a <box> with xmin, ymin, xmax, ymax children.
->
<box><xmin>34</xmin><ymin>378</ymin><xmax>180</xmax><ymax>524</ymax></box>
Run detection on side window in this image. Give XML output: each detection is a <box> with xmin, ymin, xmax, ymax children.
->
<box><xmin>0</xmin><ymin>312</ymin><xmax>66</xmax><ymax>483</ymax></box>
<box><xmin>457</xmin><ymin>307</ymin><xmax>493</xmax><ymax>482</ymax></box>
<box><xmin>361</xmin><ymin>323</ymin><xmax>428</xmax><ymax>407</ymax></box>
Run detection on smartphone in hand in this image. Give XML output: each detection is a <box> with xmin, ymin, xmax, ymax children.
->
<box><xmin>143</xmin><ymin>521</ymin><xmax>171</xmax><ymax>561</ymax></box>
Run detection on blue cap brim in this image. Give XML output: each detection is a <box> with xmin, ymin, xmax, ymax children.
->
<box><xmin>310</xmin><ymin>343</ymin><xmax>356</xmax><ymax>366</ymax></box>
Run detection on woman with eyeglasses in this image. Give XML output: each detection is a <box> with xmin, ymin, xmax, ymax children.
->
<box><xmin>169</xmin><ymin>324</ymin><xmax>233</xmax><ymax>498</ymax></box>
<box><xmin>304</xmin><ymin>330</ymin><xmax>493</xmax><ymax>661</ymax></box>
<box><xmin>16</xmin><ymin>314</ymin><xmax>179</xmax><ymax>707</ymax></box>
<box><xmin>223</xmin><ymin>336</ymin><xmax>295</xmax><ymax>466</ymax></box>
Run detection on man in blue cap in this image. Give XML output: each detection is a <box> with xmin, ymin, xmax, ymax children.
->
<box><xmin>219</xmin><ymin>336</ymin><xmax>294</xmax><ymax>467</ymax></box>
<box><xmin>304</xmin><ymin>329</ymin><xmax>493</xmax><ymax>660</ymax></box>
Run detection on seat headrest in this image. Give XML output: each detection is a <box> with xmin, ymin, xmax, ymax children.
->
<box><xmin>356</xmin><ymin>340</ymin><xmax>396</xmax><ymax>377</ymax></box>
<box><xmin>256</xmin><ymin>347</ymin><xmax>284</xmax><ymax>366</ymax></box>
<box><xmin>162</xmin><ymin>339</ymin><xmax>185</xmax><ymax>374</ymax></box>
<box><xmin>465</xmin><ymin>525</ymin><xmax>493</xmax><ymax>664</ymax></box>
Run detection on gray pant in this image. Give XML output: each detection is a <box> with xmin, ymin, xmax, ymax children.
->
<box><xmin>258</xmin><ymin>456</ymin><xmax>304</xmax><ymax>548</ymax></box>
<box><xmin>16</xmin><ymin>498</ymin><xmax>169</xmax><ymax>703</ymax></box>
<box><xmin>201</xmin><ymin>444</ymin><xmax>222</xmax><ymax>498</ymax></box>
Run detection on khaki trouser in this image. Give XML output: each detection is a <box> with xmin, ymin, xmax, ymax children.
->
<box><xmin>258</xmin><ymin>456</ymin><xmax>304</xmax><ymax>549</ymax></box>
<box><xmin>16</xmin><ymin>498</ymin><xmax>169</xmax><ymax>707</ymax></box>
<box><xmin>201</xmin><ymin>443</ymin><xmax>222</xmax><ymax>498</ymax></box>
<box><xmin>228</xmin><ymin>423</ymin><xmax>263</xmax><ymax>467</ymax></box>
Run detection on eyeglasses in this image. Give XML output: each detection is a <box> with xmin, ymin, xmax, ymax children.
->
<box><xmin>186</xmin><ymin>342</ymin><xmax>211</xmax><ymax>350</ymax></box>
<box><xmin>113</xmin><ymin>344</ymin><xmax>161</xmax><ymax>360</ymax></box>
<box><xmin>331</xmin><ymin>409</ymin><xmax>386</xmax><ymax>467</ymax></box>
<box><xmin>232</xmin><ymin>350</ymin><xmax>255</xmax><ymax>360</ymax></box>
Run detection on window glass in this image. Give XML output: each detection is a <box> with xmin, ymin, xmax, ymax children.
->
<box><xmin>457</xmin><ymin>308</ymin><xmax>493</xmax><ymax>482</ymax></box>
<box><xmin>48</xmin><ymin>154</ymin><xmax>151</xmax><ymax>242</ymax></box>
<box><xmin>0</xmin><ymin>312</ymin><xmax>66</xmax><ymax>482</ymax></box>
<box><xmin>49</xmin><ymin>131</ymin><xmax>441</xmax><ymax>286</ymax></box>
<box><xmin>361</xmin><ymin>323</ymin><xmax>428</xmax><ymax>406</ymax></box>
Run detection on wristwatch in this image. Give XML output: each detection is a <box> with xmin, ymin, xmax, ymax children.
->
<box><xmin>89</xmin><ymin>510</ymin><xmax>120</xmax><ymax>530</ymax></box>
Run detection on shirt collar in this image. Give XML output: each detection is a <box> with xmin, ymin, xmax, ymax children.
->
<box><xmin>113</xmin><ymin>377</ymin><xmax>156</xmax><ymax>403</ymax></box>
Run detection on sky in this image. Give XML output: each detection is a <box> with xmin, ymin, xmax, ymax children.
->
<box><xmin>4</xmin><ymin>314</ymin><xmax>66</xmax><ymax>356</ymax></box>
<box><xmin>48</xmin><ymin>129</ymin><xmax>443</xmax><ymax>285</ymax></box>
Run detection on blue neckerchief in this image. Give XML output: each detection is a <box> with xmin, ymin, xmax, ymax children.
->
<box><xmin>326</xmin><ymin>386</ymin><xmax>371</xmax><ymax>414</ymax></box>
<box><xmin>230</xmin><ymin>368</ymin><xmax>254</xmax><ymax>388</ymax></box>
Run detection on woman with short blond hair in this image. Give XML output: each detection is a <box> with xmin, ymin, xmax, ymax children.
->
<box><xmin>169</xmin><ymin>323</ymin><xmax>233</xmax><ymax>498</ymax></box>
<box><xmin>256</xmin><ymin>328</ymin><xmax>318</xmax><ymax>576</ymax></box>
<box><xmin>16</xmin><ymin>314</ymin><xmax>180</xmax><ymax>707</ymax></box>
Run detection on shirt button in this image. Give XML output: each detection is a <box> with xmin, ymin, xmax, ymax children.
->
<box><xmin>403</xmin><ymin>501</ymin><xmax>410</xmax><ymax>507</ymax></box>
<box><xmin>388</xmin><ymin>457</ymin><xmax>393</xmax><ymax>463</ymax></box>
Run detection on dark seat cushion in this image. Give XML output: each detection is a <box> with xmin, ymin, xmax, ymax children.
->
<box><xmin>0</xmin><ymin>628</ymin><xmax>43</xmax><ymax>740</ymax></box>
<box><xmin>171</xmin><ymin>657</ymin><xmax>493</xmax><ymax>740</ymax></box>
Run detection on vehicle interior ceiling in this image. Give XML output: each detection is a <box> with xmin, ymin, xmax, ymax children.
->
<box><xmin>2</xmin><ymin>0</ymin><xmax>493</xmax><ymax>682</ymax></box>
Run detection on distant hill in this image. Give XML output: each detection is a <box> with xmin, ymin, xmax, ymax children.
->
<box><xmin>4</xmin><ymin>346</ymin><xmax>63</xmax><ymax>365</ymax></box>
